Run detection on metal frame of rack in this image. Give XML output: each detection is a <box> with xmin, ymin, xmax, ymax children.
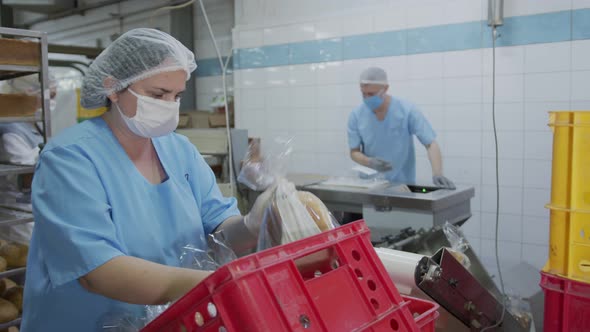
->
<box><xmin>0</xmin><ymin>26</ymin><xmax>51</xmax><ymax>329</ymax></box>
<box><xmin>0</xmin><ymin>26</ymin><xmax>51</xmax><ymax>141</ymax></box>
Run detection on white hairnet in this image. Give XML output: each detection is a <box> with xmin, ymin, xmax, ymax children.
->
<box><xmin>360</xmin><ymin>67</ymin><xmax>388</xmax><ymax>85</ymax></box>
<box><xmin>0</xmin><ymin>73</ymin><xmax>56</xmax><ymax>95</ymax></box>
<box><xmin>81</xmin><ymin>28</ymin><xmax>197</xmax><ymax>109</ymax></box>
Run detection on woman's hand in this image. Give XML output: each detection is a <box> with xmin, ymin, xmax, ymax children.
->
<box><xmin>79</xmin><ymin>256</ymin><xmax>213</xmax><ymax>305</ymax></box>
<box><xmin>243</xmin><ymin>185</ymin><xmax>277</xmax><ymax>235</ymax></box>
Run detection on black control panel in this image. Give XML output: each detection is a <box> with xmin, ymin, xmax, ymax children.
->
<box><xmin>406</xmin><ymin>185</ymin><xmax>440</xmax><ymax>194</ymax></box>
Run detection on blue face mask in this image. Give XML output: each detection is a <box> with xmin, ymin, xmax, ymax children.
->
<box><xmin>363</xmin><ymin>91</ymin><xmax>385</xmax><ymax>111</ymax></box>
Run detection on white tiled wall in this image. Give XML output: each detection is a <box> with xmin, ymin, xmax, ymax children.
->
<box><xmin>525</xmin><ymin>72</ymin><xmax>572</xmax><ymax>102</ymax></box>
<box><xmin>194</xmin><ymin>0</ymin><xmax>234</xmax><ymax>59</ymax></box>
<box><xmin>234</xmin><ymin>0</ymin><xmax>590</xmax><ymax>273</ymax></box>
<box><xmin>194</xmin><ymin>0</ymin><xmax>235</xmax><ymax>111</ymax></box>
<box><xmin>235</xmin><ymin>0</ymin><xmax>573</xmax><ymax>34</ymax></box>
<box><xmin>483</xmin><ymin>46</ymin><xmax>525</xmax><ymax>76</ymax></box>
<box><xmin>572</xmin><ymin>40</ymin><xmax>590</xmax><ymax>70</ymax></box>
<box><xmin>524</xmin><ymin>42</ymin><xmax>572</xmax><ymax>73</ymax></box>
<box><xmin>443</xmin><ymin>49</ymin><xmax>483</xmax><ymax>77</ymax></box>
<box><xmin>505</xmin><ymin>0</ymin><xmax>573</xmax><ymax>16</ymax></box>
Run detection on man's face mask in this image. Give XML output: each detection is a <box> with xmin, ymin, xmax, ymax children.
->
<box><xmin>363</xmin><ymin>89</ymin><xmax>385</xmax><ymax>111</ymax></box>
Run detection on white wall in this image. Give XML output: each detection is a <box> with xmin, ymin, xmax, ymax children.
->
<box><xmin>193</xmin><ymin>0</ymin><xmax>234</xmax><ymax>111</ymax></box>
<box><xmin>235</xmin><ymin>0</ymin><xmax>581</xmax><ymax>32</ymax></box>
<box><xmin>233</xmin><ymin>0</ymin><xmax>590</xmax><ymax>273</ymax></box>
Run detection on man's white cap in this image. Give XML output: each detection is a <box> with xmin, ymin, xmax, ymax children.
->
<box><xmin>360</xmin><ymin>67</ymin><xmax>389</xmax><ymax>85</ymax></box>
<box><xmin>359</xmin><ymin>67</ymin><xmax>388</xmax><ymax>85</ymax></box>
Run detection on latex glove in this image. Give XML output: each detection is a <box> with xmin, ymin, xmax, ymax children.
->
<box><xmin>433</xmin><ymin>175</ymin><xmax>456</xmax><ymax>190</ymax></box>
<box><xmin>244</xmin><ymin>185</ymin><xmax>276</xmax><ymax>235</ymax></box>
<box><xmin>367</xmin><ymin>157</ymin><xmax>393</xmax><ymax>172</ymax></box>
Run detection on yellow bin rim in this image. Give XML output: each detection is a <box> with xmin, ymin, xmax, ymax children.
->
<box><xmin>548</xmin><ymin>110</ymin><xmax>590</xmax><ymax>127</ymax></box>
<box><xmin>545</xmin><ymin>204</ymin><xmax>590</xmax><ymax>214</ymax></box>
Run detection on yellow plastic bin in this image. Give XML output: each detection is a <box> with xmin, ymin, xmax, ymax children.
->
<box><xmin>543</xmin><ymin>205</ymin><xmax>590</xmax><ymax>283</ymax></box>
<box><xmin>548</xmin><ymin>111</ymin><xmax>590</xmax><ymax>211</ymax></box>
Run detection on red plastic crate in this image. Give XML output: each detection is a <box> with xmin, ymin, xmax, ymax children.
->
<box><xmin>142</xmin><ymin>221</ymin><xmax>439</xmax><ymax>332</ymax></box>
<box><xmin>405</xmin><ymin>295</ymin><xmax>439</xmax><ymax>332</ymax></box>
<box><xmin>540</xmin><ymin>271</ymin><xmax>590</xmax><ymax>332</ymax></box>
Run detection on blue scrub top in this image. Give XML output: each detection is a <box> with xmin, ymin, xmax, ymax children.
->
<box><xmin>21</xmin><ymin>117</ymin><xmax>240</xmax><ymax>331</ymax></box>
<box><xmin>347</xmin><ymin>96</ymin><xmax>436</xmax><ymax>184</ymax></box>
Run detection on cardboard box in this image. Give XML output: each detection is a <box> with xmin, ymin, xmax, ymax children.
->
<box><xmin>178</xmin><ymin>110</ymin><xmax>235</xmax><ymax>129</ymax></box>
<box><xmin>208</xmin><ymin>113</ymin><xmax>234</xmax><ymax>128</ymax></box>
<box><xmin>177</xmin><ymin>113</ymin><xmax>191</xmax><ymax>128</ymax></box>
<box><xmin>179</xmin><ymin>111</ymin><xmax>211</xmax><ymax>128</ymax></box>
<box><xmin>210</xmin><ymin>101</ymin><xmax>235</xmax><ymax>128</ymax></box>
<box><xmin>175</xmin><ymin>129</ymin><xmax>228</xmax><ymax>155</ymax></box>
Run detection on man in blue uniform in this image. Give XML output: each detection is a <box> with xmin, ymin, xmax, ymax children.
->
<box><xmin>347</xmin><ymin>67</ymin><xmax>455</xmax><ymax>189</ymax></box>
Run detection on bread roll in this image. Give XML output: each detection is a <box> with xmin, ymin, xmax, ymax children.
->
<box><xmin>0</xmin><ymin>243</ymin><xmax>27</xmax><ymax>268</ymax></box>
<box><xmin>13</xmin><ymin>243</ymin><xmax>27</xmax><ymax>268</ymax></box>
<box><xmin>0</xmin><ymin>244</ymin><xmax>18</xmax><ymax>267</ymax></box>
<box><xmin>0</xmin><ymin>327</ymin><xmax>18</xmax><ymax>332</ymax></box>
<box><xmin>3</xmin><ymin>286</ymin><xmax>22</xmax><ymax>313</ymax></box>
<box><xmin>1</xmin><ymin>279</ymin><xmax>16</xmax><ymax>293</ymax></box>
<box><xmin>0</xmin><ymin>279</ymin><xmax>17</xmax><ymax>303</ymax></box>
<box><xmin>0</xmin><ymin>298</ymin><xmax>18</xmax><ymax>323</ymax></box>
<box><xmin>297</xmin><ymin>191</ymin><xmax>334</xmax><ymax>232</ymax></box>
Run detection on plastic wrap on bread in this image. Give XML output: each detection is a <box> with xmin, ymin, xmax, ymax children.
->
<box><xmin>238</xmin><ymin>137</ymin><xmax>292</xmax><ymax>191</ymax></box>
<box><xmin>257</xmin><ymin>179</ymin><xmax>338</xmax><ymax>250</ymax></box>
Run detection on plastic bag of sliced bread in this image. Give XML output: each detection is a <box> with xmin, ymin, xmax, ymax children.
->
<box><xmin>237</xmin><ymin>136</ymin><xmax>340</xmax><ymax>250</ymax></box>
<box><xmin>257</xmin><ymin>178</ymin><xmax>338</xmax><ymax>251</ymax></box>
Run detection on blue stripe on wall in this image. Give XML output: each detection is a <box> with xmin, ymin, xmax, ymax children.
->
<box><xmin>195</xmin><ymin>57</ymin><xmax>233</xmax><ymax>77</ymax></box>
<box><xmin>573</xmin><ymin>8</ymin><xmax>590</xmax><ymax>40</ymax></box>
<box><xmin>483</xmin><ymin>11</ymin><xmax>572</xmax><ymax>47</ymax></box>
<box><xmin>196</xmin><ymin>8</ymin><xmax>590</xmax><ymax>77</ymax></box>
<box><xmin>407</xmin><ymin>21</ymin><xmax>483</xmax><ymax>54</ymax></box>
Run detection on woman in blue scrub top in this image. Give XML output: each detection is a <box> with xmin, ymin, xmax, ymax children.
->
<box><xmin>347</xmin><ymin>67</ymin><xmax>455</xmax><ymax>189</ymax></box>
<box><xmin>20</xmin><ymin>29</ymin><xmax>271</xmax><ymax>331</ymax></box>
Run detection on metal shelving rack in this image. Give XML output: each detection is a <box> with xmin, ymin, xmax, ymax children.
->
<box><xmin>0</xmin><ymin>26</ymin><xmax>51</xmax><ymax>330</ymax></box>
<box><xmin>0</xmin><ymin>318</ymin><xmax>21</xmax><ymax>330</ymax></box>
<box><xmin>0</xmin><ymin>27</ymin><xmax>51</xmax><ymax>138</ymax></box>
